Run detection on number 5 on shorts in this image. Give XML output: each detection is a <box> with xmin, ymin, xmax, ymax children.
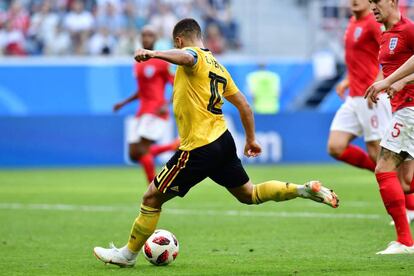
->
<box><xmin>392</xmin><ymin>122</ymin><xmax>404</xmax><ymax>138</ymax></box>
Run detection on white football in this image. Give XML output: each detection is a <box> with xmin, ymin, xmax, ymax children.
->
<box><xmin>142</xmin><ymin>229</ymin><xmax>179</xmax><ymax>266</ymax></box>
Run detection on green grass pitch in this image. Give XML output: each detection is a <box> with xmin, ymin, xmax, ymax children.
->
<box><xmin>1</xmin><ymin>165</ymin><xmax>414</xmax><ymax>275</ymax></box>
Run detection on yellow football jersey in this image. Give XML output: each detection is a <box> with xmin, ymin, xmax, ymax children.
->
<box><xmin>173</xmin><ymin>47</ymin><xmax>239</xmax><ymax>151</ymax></box>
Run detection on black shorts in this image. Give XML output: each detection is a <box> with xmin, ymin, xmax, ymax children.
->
<box><xmin>154</xmin><ymin>130</ymin><xmax>249</xmax><ymax>197</ymax></box>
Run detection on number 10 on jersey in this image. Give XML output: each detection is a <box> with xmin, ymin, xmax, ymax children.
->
<box><xmin>208</xmin><ymin>71</ymin><xmax>227</xmax><ymax>115</ymax></box>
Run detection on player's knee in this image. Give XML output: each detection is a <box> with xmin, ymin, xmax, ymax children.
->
<box><xmin>129</xmin><ymin>150</ymin><xmax>140</xmax><ymax>162</ymax></box>
<box><xmin>374</xmin><ymin>161</ymin><xmax>393</xmax><ymax>174</ymax></box>
<box><xmin>235</xmin><ymin>193</ymin><xmax>254</xmax><ymax>205</ymax></box>
<box><xmin>135</xmin><ymin>144</ymin><xmax>149</xmax><ymax>159</ymax></box>
<box><xmin>327</xmin><ymin>142</ymin><xmax>346</xmax><ymax>158</ymax></box>
<box><xmin>142</xmin><ymin>189</ymin><xmax>162</xmax><ymax>209</ymax></box>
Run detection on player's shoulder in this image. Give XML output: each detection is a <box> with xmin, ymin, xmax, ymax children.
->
<box><xmin>396</xmin><ymin>17</ymin><xmax>414</xmax><ymax>37</ymax></box>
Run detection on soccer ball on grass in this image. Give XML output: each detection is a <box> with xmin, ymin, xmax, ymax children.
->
<box><xmin>142</xmin><ymin>229</ymin><xmax>179</xmax><ymax>266</ymax></box>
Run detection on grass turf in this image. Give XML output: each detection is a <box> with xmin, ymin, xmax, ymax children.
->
<box><xmin>0</xmin><ymin>165</ymin><xmax>413</xmax><ymax>275</ymax></box>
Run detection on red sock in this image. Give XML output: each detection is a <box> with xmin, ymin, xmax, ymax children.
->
<box><xmin>337</xmin><ymin>145</ymin><xmax>376</xmax><ymax>171</ymax></box>
<box><xmin>376</xmin><ymin>172</ymin><xmax>413</xmax><ymax>246</ymax></box>
<box><xmin>405</xmin><ymin>194</ymin><xmax>414</xmax><ymax>210</ymax></box>
<box><xmin>150</xmin><ymin>139</ymin><xmax>179</xmax><ymax>157</ymax></box>
<box><xmin>138</xmin><ymin>153</ymin><xmax>156</xmax><ymax>183</ymax></box>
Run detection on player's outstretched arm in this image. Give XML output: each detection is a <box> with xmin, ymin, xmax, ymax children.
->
<box><xmin>134</xmin><ymin>49</ymin><xmax>195</xmax><ymax>66</ymax></box>
<box><xmin>113</xmin><ymin>91</ymin><xmax>139</xmax><ymax>112</ymax></box>
<box><xmin>225</xmin><ymin>92</ymin><xmax>261</xmax><ymax>158</ymax></box>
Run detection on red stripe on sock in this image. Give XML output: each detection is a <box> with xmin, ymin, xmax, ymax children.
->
<box><xmin>376</xmin><ymin>172</ymin><xmax>413</xmax><ymax>246</ymax></box>
<box><xmin>337</xmin><ymin>145</ymin><xmax>376</xmax><ymax>172</ymax></box>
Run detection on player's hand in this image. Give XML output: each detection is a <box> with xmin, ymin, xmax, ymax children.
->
<box><xmin>134</xmin><ymin>49</ymin><xmax>155</xmax><ymax>62</ymax></box>
<box><xmin>244</xmin><ymin>140</ymin><xmax>262</xmax><ymax>158</ymax></box>
<box><xmin>367</xmin><ymin>97</ymin><xmax>375</xmax><ymax>110</ymax></box>
<box><xmin>386</xmin><ymin>80</ymin><xmax>405</xmax><ymax>100</ymax></box>
<box><xmin>364</xmin><ymin>79</ymin><xmax>390</xmax><ymax>104</ymax></box>
<box><xmin>113</xmin><ymin>102</ymin><xmax>124</xmax><ymax>112</ymax></box>
<box><xmin>335</xmin><ymin>80</ymin><xmax>348</xmax><ymax>99</ymax></box>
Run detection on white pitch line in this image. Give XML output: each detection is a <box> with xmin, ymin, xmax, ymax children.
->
<box><xmin>0</xmin><ymin>203</ymin><xmax>382</xmax><ymax>220</ymax></box>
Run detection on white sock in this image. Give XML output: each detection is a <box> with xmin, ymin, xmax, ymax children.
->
<box><xmin>296</xmin><ymin>185</ymin><xmax>306</xmax><ymax>197</ymax></box>
<box><xmin>120</xmin><ymin>245</ymin><xmax>138</xmax><ymax>260</ymax></box>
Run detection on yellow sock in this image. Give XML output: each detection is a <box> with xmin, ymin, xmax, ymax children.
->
<box><xmin>127</xmin><ymin>204</ymin><xmax>161</xmax><ymax>253</ymax></box>
<box><xmin>252</xmin><ymin>180</ymin><xmax>299</xmax><ymax>204</ymax></box>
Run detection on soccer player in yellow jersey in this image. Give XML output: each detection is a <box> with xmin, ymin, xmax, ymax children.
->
<box><xmin>93</xmin><ymin>18</ymin><xmax>339</xmax><ymax>267</ymax></box>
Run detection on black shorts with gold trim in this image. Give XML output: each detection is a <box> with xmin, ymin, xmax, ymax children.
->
<box><xmin>154</xmin><ymin>130</ymin><xmax>249</xmax><ymax>197</ymax></box>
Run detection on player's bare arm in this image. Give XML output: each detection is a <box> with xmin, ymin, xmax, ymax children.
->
<box><xmin>386</xmin><ymin>73</ymin><xmax>414</xmax><ymax>99</ymax></box>
<box><xmin>134</xmin><ymin>49</ymin><xmax>195</xmax><ymax>67</ymax></box>
<box><xmin>113</xmin><ymin>91</ymin><xmax>139</xmax><ymax>112</ymax></box>
<box><xmin>336</xmin><ymin>75</ymin><xmax>349</xmax><ymax>99</ymax></box>
<box><xmin>225</xmin><ymin>92</ymin><xmax>261</xmax><ymax>158</ymax></box>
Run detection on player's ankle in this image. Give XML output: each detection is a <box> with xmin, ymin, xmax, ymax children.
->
<box><xmin>120</xmin><ymin>245</ymin><xmax>138</xmax><ymax>260</ymax></box>
<box><xmin>296</xmin><ymin>184</ymin><xmax>306</xmax><ymax>197</ymax></box>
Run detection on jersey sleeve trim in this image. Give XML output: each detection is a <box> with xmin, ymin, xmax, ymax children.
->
<box><xmin>185</xmin><ymin>49</ymin><xmax>198</xmax><ymax>66</ymax></box>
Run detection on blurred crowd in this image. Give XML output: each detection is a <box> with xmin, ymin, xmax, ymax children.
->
<box><xmin>0</xmin><ymin>0</ymin><xmax>240</xmax><ymax>56</ymax></box>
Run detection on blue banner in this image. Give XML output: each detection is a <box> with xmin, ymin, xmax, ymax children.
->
<box><xmin>0</xmin><ymin>112</ymin><xmax>366</xmax><ymax>167</ymax></box>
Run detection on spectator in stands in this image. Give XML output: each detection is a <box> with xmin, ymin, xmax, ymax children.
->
<box><xmin>204</xmin><ymin>23</ymin><xmax>225</xmax><ymax>54</ymax></box>
<box><xmin>149</xmin><ymin>2</ymin><xmax>177</xmax><ymax>48</ymax></box>
<box><xmin>28</xmin><ymin>0</ymin><xmax>59</xmax><ymax>54</ymax></box>
<box><xmin>115</xmin><ymin>27</ymin><xmax>141</xmax><ymax>56</ymax></box>
<box><xmin>96</xmin><ymin>1</ymin><xmax>124</xmax><ymax>37</ymax></box>
<box><xmin>202</xmin><ymin>0</ymin><xmax>239</xmax><ymax>49</ymax></box>
<box><xmin>123</xmin><ymin>1</ymin><xmax>145</xmax><ymax>30</ymax></box>
<box><xmin>66</xmin><ymin>0</ymin><xmax>97</xmax><ymax>13</ymax></box>
<box><xmin>0</xmin><ymin>0</ymin><xmax>242</xmax><ymax>56</ymax></box>
<box><xmin>130</xmin><ymin>0</ymin><xmax>153</xmax><ymax>29</ymax></box>
<box><xmin>63</xmin><ymin>0</ymin><xmax>94</xmax><ymax>55</ymax></box>
<box><xmin>88</xmin><ymin>26</ymin><xmax>116</xmax><ymax>55</ymax></box>
<box><xmin>0</xmin><ymin>21</ymin><xmax>26</xmax><ymax>55</ymax></box>
<box><xmin>43</xmin><ymin>19</ymin><xmax>71</xmax><ymax>55</ymax></box>
<box><xmin>3</xmin><ymin>0</ymin><xmax>29</xmax><ymax>35</ymax></box>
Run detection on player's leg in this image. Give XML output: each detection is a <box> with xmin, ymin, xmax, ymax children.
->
<box><xmin>134</xmin><ymin>114</ymin><xmax>173</xmax><ymax>183</ymax></box>
<box><xmin>225</xmin><ymin>179</ymin><xmax>338</xmax><ymax>208</ymax></box>
<box><xmin>399</xmin><ymin>160</ymin><xmax>414</xmax><ymax>224</ymax></box>
<box><xmin>126</xmin><ymin>116</ymin><xmax>156</xmax><ymax>184</ymax></box>
<box><xmin>135</xmin><ymin>138</ymin><xmax>157</xmax><ymax>183</ymax></box>
<box><xmin>365</xmin><ymin>140</ymin><xmax>381</xmax><ymax>164</ymax></box>
<box><xmin>398</xmin><ymin>160</ymin><xmax>414</xmax><ymax>193</ymax></box>
<box><xmin>93</xmin><ymin>182</ymin><xmax>174</xmax><ymax>267</ymax></box>
<box><xmin>95</xmin><ymin>148</ymin><xmax>208</xmax><ymax>267</ymax></box>
<box><xmin>375</xmin><ymin>148</ymin><xmax>414</xmax><ymax>254</ymax></box>
<box><xmin>210</xmin><ymin>131</ymin><xmax>338</xmax><ymax>207</ymax></box>
<box><xmin>150</xmin><ymin>138</ymin><xmax>180</xmax><ymax>157</ymax></box>
<box><xmin>328</xmin><ymin>99</ymin><xmax>375</xmax><ymax>171</ymax></box>
<box><xmin>328</xmin><ymin>131</ymin><xmax>375</xmax><ymax>171</ymax></box>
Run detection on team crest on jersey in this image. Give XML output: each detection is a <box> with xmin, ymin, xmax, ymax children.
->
<box><xmin>354</xmin><ymin>27</ymin><xmax>363</xmax><ymax>41</ymax></box>
<box><xmin>389</xmin><ymin>37</ymin><xmax>398</xmax><ymax>52</ymax></box>
<box><xmin>144</xmin><ymin>66</ymin><xmax>155</xmax><ymax>78</ymax></box>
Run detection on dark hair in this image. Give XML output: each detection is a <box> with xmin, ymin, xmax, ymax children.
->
<box><xmin>173</xmin><ymin>18</ymin><xmax>202</xmax><ymax>39</ymax></box>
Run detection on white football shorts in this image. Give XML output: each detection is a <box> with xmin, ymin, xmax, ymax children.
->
<box><xmin>380</xmin><ymin>107</ymin><xmax>414</xmax><ymax>159</ymax></box>
<box><xmin>126</xmin><ymin>114</ymin><xmax>168</xmax><ymax>143</ymax></box>
<box><xmin>330</xmin><ymin>94</ymin><xmax>392</xmax><ymax>142</ymax></box>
